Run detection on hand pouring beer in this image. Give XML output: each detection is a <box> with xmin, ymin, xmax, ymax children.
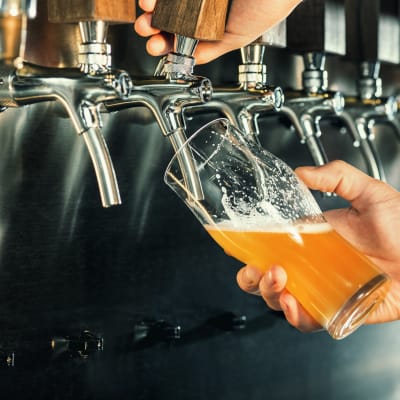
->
<box><xmin>165</xmin><ymin>118</ymin><xmax>391</xmax><ymax>340</ymax></box>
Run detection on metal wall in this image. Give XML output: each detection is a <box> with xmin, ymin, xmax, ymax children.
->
<box><xmin>1</xmin><ymin>1</ymin><xmax>400</xmax><ymax>399</ymax></box>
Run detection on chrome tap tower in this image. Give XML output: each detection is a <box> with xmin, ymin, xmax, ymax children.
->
<box><xmin>0</xmin><ymin>0</ymin><xmax>399</xmax><ymax>399</ymax></box>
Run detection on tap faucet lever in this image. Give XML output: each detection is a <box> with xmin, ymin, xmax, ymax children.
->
<box><xmin>26</xmin><ymin>0</ymin><xmax>136</xmax><ymax>207</ymax></box>
<box><xmin>146</xmin><ymin>0</ymin><xmax>230</xmax><ymax>201</ymax></box>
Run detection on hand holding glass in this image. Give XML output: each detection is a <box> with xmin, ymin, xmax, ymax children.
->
<box><xmin>165</xmin><ymin>118</ymin><xmax>390</xmax><ymax>339</ymax></box>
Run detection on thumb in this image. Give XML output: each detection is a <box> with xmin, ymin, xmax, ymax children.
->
<box><xmin>295</xmin><ymin>160</ymin><xmax>397</xmax><ymax>211</ymax></box>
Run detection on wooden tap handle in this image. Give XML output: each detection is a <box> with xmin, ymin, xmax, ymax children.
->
<box><xmin>151</xmin><ymin>0</ymin><xmax>229</xmax><ymax>40</ymax></box>
<box><xmin>48</xmin><ymin>0</ymin><xmax>135</xmax><ymax>24</ymax></box>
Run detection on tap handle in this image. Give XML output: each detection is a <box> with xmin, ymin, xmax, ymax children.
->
<box><xmin>345</xmin><ymin>0</ymin><xmax>400</xmax><ymax>64</ymax></box>
<box><xmin>151</xmin><ymin>0</ymin><xmax>229</xmax><ymax>40</ymax></box>
<box><xmin>287</xmin><ymin>0</ymin><xmax>345</xmax><ymax>55</ymax></box>
<box><xmin>48</xmin><ymin>0</ymin><xmax>135</xmax><ymax>23</ymax></box>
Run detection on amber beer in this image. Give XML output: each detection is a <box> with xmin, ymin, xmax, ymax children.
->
<box><xmin>205</xmin><ymin>221</ymin><xmax>390</xmax><ymax>330</ymax></box>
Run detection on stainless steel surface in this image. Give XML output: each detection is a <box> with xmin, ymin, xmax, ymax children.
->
<box><xmin>302</xmin><ymin>52</ymin><xmax>328</xmax><ymax>94</ymax></box>
<box><xmin>277</xmin><ymin>51</ymin><xmax>344</xmax><ymax>170</ymax></box>
<box><xmin>155</xmin><ymin>35</ymin><xmax>198</xmax><ymax>80</ymax></box>
<box><xmin>187</xmin><ymin>38</ymin><xmax>283</xmax><ymax>143</ymax></box>
<box><xmin>0</xmin><ymin>61</ymin><xmax>126</xmax><ymax>206</ymax></box>
<box><xmin>0</xmin><ymin>0</ymin><xmax>400</xmax><ymax>399</ymax></box>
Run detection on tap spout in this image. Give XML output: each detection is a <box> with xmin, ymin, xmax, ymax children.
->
<box><xmin>82</xmin><ymin>126</ymin><xmax>121</xmax><ymax>206</ymax></box>
<box><xmin>79</xmin><ymin>101</ymin><xmax>121</xmax><ymax>207</ymax></box>
<box><xmin>281</xmin><ymin>107</ymin><xmax>329</xmax><ymax>167</ymax></box>
<box><xmin>342</xmin><ymin>94</ymin><xmax>399</xmax><ymax>181</ymax></box>
<box><xmin>0</xmin><ymin>61</ymin><xmax>123</xmax><ymax>207</ymax></box>
<box><xmin>339</xmin><ymin>111</ymin><xmax>385</xmax><ymax>181</ymax></box>
<box><xmin>105</xmin><ymin>77</ymin><xmax>212</xmax><ymax>200</ymax></box>
<box><xmin>279</xmin><ymin>92</ymin><xmax>344</xmax><ymax>167</ymax></box>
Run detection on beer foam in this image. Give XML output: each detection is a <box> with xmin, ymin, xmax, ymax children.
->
<box><xmin>205</xmin><ymin>221</ymin><xmax>333</xmax><ymax>234</ymax></box>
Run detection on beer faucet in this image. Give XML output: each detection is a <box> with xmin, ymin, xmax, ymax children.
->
<box><xmin>236</xmin><ymin>38</ymin><xmax>284</xmax><ymax>141</ymax></box>
<box><xmin>106</xmin><ymin>0</ymin><xmax>230</xmax><ymax>201</ymax></box>
<box><xmin>186</xmin><ymin>25</ymin><xmax>285</xmax><ymax>143</ymax></box>
<box><xmin>279</xmin><ymin>0</ymin><xmax>385</xmax><ymax>181</ymax></box>
<box><xmin>340</xmin><ymin>0</ymin><xmax>400</xmax><ymax>181</ymax></box>
<box><xmin>279</xmin><ymin>54</ymin><xmax>345</xmax><ymax>169</ymax></box>
<box><xmin>338</xmin><ymin>61</ymin><xmax>400</xmax><ymax>181</ymax></box>
<box><xmin>0</xmin><ymin>0</ymin><xmax>135</xmax><ymax>207</ymax></box>
<box><xmin>279</xmin><ymin>0</ymin><xmax>345</xmax><ymax>168</ymax></box>
<box><xmin>283</xmin><ymin>53</ymin><xmax>387</xmax><ymax>181</ymax></box>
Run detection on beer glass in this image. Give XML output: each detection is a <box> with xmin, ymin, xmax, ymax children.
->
<box><xmin>165</xmin><ymin>118</ymin><xmax>390</xmax><ymax>339</ymax></box>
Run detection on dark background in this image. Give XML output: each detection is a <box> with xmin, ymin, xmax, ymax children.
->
<box><xmin>1</xmin><ymin>1</ymin><xmax>400</xmax><ymax>399</ymax></box>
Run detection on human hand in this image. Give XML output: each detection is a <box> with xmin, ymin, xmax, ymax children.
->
<box><xmin>236</xmin><ymin>160</ymin><xmax>400</xmax><ymax>332</ymax></box>
<box><xmin>134</xmin><ymin>0</ymin><xmax>302</xmax><ymax>64</ymax></box>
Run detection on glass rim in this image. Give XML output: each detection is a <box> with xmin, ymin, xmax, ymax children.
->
<box><xmin>164</xmin><ymin>117</ymin><xmax>231</xmax><ymax>184</ymax></box>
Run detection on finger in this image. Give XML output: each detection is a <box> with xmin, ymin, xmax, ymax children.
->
<box><xmin>134</xmin><ymin>13</ymin><xmax>160</xmax><ymax>37</ymax></box>
<box><xmin>236</xmin><ymin>266</ymin><xmax>263</xmax><ymax>295</ymax></box>
<box><xmin>280</xmin><ymin>293</ymin><xmax>322</xmax><ymax>333</ymax></box>
<box><xmin>258</xmin><ymin>265</ymin><xmax>287</xmax><ymax>310</ymax></box>
<box><xmin>146</xmin><ymin>34</ymin><xmax>173</xmax><ymax>56</ymax></box>
<box><xmin>194</xmin><ymin>38</ymin><xmax>242</xmax><ymax>65</ymax></box>
<box><xmin>295</xmin><ymin>160</ymin><xmax>397</xmax><ymax>210</ymax></box>
<box><xmin>138</xmin><ymin>0</ymin><xmax>156</xmax><ymax>12</ymax></box>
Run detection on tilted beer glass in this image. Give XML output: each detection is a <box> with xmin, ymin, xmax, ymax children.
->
<box><xmin>165</xmin><ymin>118</ymin><xmax>391</xmax><ymax>339</ymax></box>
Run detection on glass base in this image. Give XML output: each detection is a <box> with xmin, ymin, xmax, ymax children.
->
<box><xmin>326</xmin><ymin>274</ymin><xmax>391</xmax><ymax>340</ymax></box>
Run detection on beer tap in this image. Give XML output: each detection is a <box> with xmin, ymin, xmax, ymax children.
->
<box><xmin>339</xmin><ymin>0</ymin><xmax>400</xmax><ymax>181</ymax></box>
<box><xmin>0</xmin><ymin>0</ymin><xmax>135</xmax><ymax>207</ymax></box>
<box><xmin>276</xmin><ymin>0</ymin><xmax>384</xmax><ymax>182</ymax></box>
<box><xmin>106</xmin><ymin>0</ymin><xmax>230</xmax><ymax>200</ymax></box>
<box><xmin>339</xmin><ymin>61</ymin><xmax>398</xmax><ymax>181</ymax></box>
<box><xmin>185</xmin><ymin>22</ymin><xmax>285</xmax><ymax>143</ymax></box>
<box><xmin>280</xmin><ymin>0</ymin><xmax>347</xmax><ymax>169</ymax></box>
<box><xmin>236</xmin><ymin>38</ymin><xmax>284</xmax><ymax>141</ymax></box>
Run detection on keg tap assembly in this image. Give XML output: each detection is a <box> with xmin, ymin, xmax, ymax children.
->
<box><xmin>106</xmin><ymin>0</ymin><xmax>230</xmax><ymax>200</ymax></box>
<box><xmin>254</xmin><ymin>0</ymin><xmax>392</xmax><ymax>182</ymax></box>
<box><xmin>184</xmin><ymin>22</ymin><xmax>285</xmax><ymax>144</ymax></box>
<box><xmin>0</xmin><ymin>0</ymin><xmax>135</xmax><ymax>207</ymax></box>
<box><xmin>339</xmin><ymin>0</ymin><xmax>400</xmax><ymax>182</ymax></box>
<box><xmin>0</xmin><ymin>0</ymin><xmax>398</xmax><ymax>208</ymax></box>
<box><xmin>269</xmin><ymin>0</ymin><xmax>346</xmax><ymax>170</ymax></box>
